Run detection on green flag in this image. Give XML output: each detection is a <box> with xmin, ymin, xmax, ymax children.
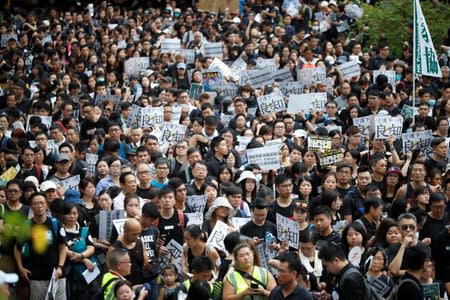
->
<box><xmin>414</xmin><ymin>0</ymin><xmax>442</xmax><ymax>78</ymax></box>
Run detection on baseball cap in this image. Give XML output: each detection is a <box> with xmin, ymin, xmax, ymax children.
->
<box><xmin>177</xmin><ymin>63</ymin><xmax>187</xmax><ymax>69</ymax></box>
<box><xmin>56</xmin><ymin>153</ymin><xmax>70</xmax><ymax>163</ymax></box>
<box><xmin>161</xmin><ymin>76</ymin><xmax>173</xmax><ymax>83</ymax></box>
<box><xmin>40</xmin><ymin>181</ymin><xmax>57</xmax><ymax>192</ymax></box>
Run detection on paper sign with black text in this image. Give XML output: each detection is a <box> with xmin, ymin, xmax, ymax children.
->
<box><xmin>401</xmin><ymin>130</ymin><xmax>432</xmax><ymax>153</ymax></box>
<box><xmin>124</xmin><ymin>57</ymin><xmax>150</xmax><ymax>77</ymax></box>
<box><xmin>185</xmin><ymin>213</ymin><xmax>204</xmax><ymax>226</ymax></box>
<box><xmin>246</xmin><ymin>144</ymin><xmax>281</xmax><ymax>170</ymax></box>
<box><xmin>353</xmin><ymin>116</ymin><xmax>372</xmax><ymax>136</ymax></box>
<box><xmin>287</xmin><ymin>92</ymin><xmax>327</xmax><ymax>113</ymax></box>
<box><xmin>203</xmin><ymin>42</ymin><xmax>223</xmax><ymax>59</ymax></box>
<box><xmin>58</xmin><ymin>175</ymin><xmax>80</xmax><ymax>192</ymax></box>
<box><xmin>273</xmin><ymin>68</ymin><xmax>294</xmax><ymax>82</ymax></box>
<box><xmin>374</xmin><ymin>116</ymin><xmax>403</xmax><ymax>139</ymax></box>
<box><xmin>319</xmin><ymin>150</ymin><xmax>344</xmax><ymax>167</ymax></box>
<box><xmin>99</xmin><ymin>210</ymin><xmax>125</xmax><ymax>241</ymax></box>
<box><xmin>276</xmin><ymin>213</ymin><xmax>300</xmax><ymax>249</ymax></box>
<box><xmin>280</xmin><ymin>82</ymin><xmax>303</xmax><ymax>97</ymax></box>
<box><xmin>127</xmin><ymin>104</ymin><xmax>141</xmax><ymax>128</ymax></box>
<box><xmin>160</xmin><ymin>123</ymin><xmax>187</xmax><ymax>144</ymax></box>
<box><xmin>206</xmin><ymin>220</ymin><xmax>230</xmax><ymax>253</ymax></box>
<box><xmin>298</xmin><ymin>67</ymin><xmax>326</xmax><ymax>87</ymax></box>
<box><xmin>86</xmin><ymin>153</ymin><xmax>98</xmax><ymax>176</ymax></box>
<box><xmin>231</xmin><ymin>217</ymin><xmax>251</xmax><ymax>230</ymax></box>
<box><xmin>186</xmin><ymin>195</ymin><xmax>208</xmax><ymax>214</ymax></box>
<box><xmin>257</xmin><ymin>90</ymin><xmax>286</xmax><ymax>116</ymax></box>
<box><xmin>308</xmin><ymin>136</ymin><xmax>332</xmax><ymax>151</ymax></box>
<box><xmin>141</xmin><ymin>107</ymin><xmax>164</xmax><ymax>128</ymax></box>
<box><xmin>337</xmin><ymin>60</ymin><xmax>361</xmax><ymax>80</ymax></box>
<box><xmin>161</xmin><ymin>38</ymin><xmax>181</xmax><ymax>53</ymax></box>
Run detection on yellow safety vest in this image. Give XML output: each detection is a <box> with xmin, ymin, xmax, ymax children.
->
<box><xmin>226</xmin><ymin>266</ymin><xmax>268</xmax><ymax>300</ymax></box>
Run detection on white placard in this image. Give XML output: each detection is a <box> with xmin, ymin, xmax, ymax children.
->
<box><xmin>276</xmin><ymin>213</ymin><xmax>300</xmax><ymax>249</ymax></box>
<box><xmin>203</xmin><ymin>42</ymin><xmax>223</xmax><ymax>59</ymax></box>
<box><xmin>208</xmin><ymin>57</ymin><xmax>238</xmax><ymax>80</ymax></box>
<box><xmin>186</xmin><ymin>195</ymin><xmax>208</xmax><ymax>213</ymax></box>
<box><xmin>298</xmin><ymin>67</ymin><xmax>326</xmax><ymax>87</ymax></box>
<box><xmin>99</xmin><ymin>210</ymin><xmax>125</xmax><ymax>241</ymax></box>
<box><xmin>86</xmin><ymin>153</ymin><xmax>98</xmax><ymax>176</ymax></box>
<box><xmin>127</xmin><ymin>104</ymin><xmax>141</xmax><ymax>128</ymax></box>
<box><xmin>124</xmin><ymin>57</ymin><xmax>150</xmax><ymax>77</ymax></box>
<box><xmin>273</xmin><ymin>68</ymin><xmax>294</xmax><ymax>82</ymax></box>
<box><xmin>112</xmin><ymin>218</ymin><xmax>127</xmax><ymax>236</ymax></box>
<box><xmin>337</xmin><ymin>60</ymin><xmax>361</xmax><ymax>80</ymax></box>
<box><xmin>287</xmin><ymin>92</ymin><xmax>327</xmax><ymax>113</ymax></box>
<box><xmin>256</xmin><ymin>58</ymin><xmax>277</xmax><ymax>72</ymax></box>
<box><xmin>255</xmin><ymin>242</ymin><xmax>278</xmax><ymax>275</ymax></box>
<box><xmin>141</xmin><ymin>107</ymin><xmax>164</xmax><ymax>128</ymax></box>
<box><xmin>246</xmin><ymin>144</ymin><xmax>281</xmax><ymax>171</ymax></box>
<box><xmin>257</xmin><ymin>90</ymin><xmax>286</xmax><ymax>116</ymax></box>
<box><xmin>82</xmin><ymin>263</ymin><xmax>100</xmax><ymax>284</ymax></box>
<box><xmin>241</xmin><ymin>68</ymin><xmax>274</xmax><ymax>88</ymax></box>
<box><xmin>401</xmin><ymin>130</ymin><xmax>432</xmax><ymax>154</ymax></box>
<box><xmin>372</xmin><ymin>70</ymin><xmax>396</xmax><ymax>86</ymax></box>
<box><xmin>171</xmin><ymin>106</ymin><xmax>182</xmax><ymax>124</ymax></box>
<box><xmin>206</xmin><ymin>220</ymin><xmax>229</xmax><ymax>253</ymax></box>
<box><xmin>308</xmin><ymin>136</ymin><xmax>332</xmax><ymax>151</ymax></box>
<box><xmin>353</xmin><ymin>116</ymin><xmax>372</xmax><ymax>137</ymax></box>
<box><xmin>161</xmin><ymin>38</ymin><xmax>181</xmax><ymax>53</ymax></box>
<box><xmin>160</xmin><ymin>239</ymin><xmax>183</xmax><ymax>275</ymax></box>
<box><xmin>26</xmin><ymin>115</ymin><xmax>52</xmax><ymax>132</ymax></box>
<box><xmin>185</xmin><ymin>213</ymin><xmax>204</xmax><ymax>226</ymax></box>
<box><xmin>280</xmin><ymin>81</ymin><xmax>304</xmax><ymax>97</ymax></box>
<box><xmin>231</xmin><ymin>217</ymin><xmax>251</xmax><ymax>230</ymax></box>
<box><xmin>1</xmin><ymin>34</ymin><xmax>17</xmax><ymax>47</ymax></box>
<box><xmin>374</xmin><ymin>116</ymin><xmax>403</xmax><ymax>139</ymax></box>
<box><xmin>160</xmin><ymin>123</ymin><xmax>187</xmax><ymax>144</ymax></box>
<box><xmin>58</xmin><ymin>175</ymin><xmax>80</xmax><ymax>192</ymax></box>
<box><xmin>177</xmin><ymin>49</ymin><xmax>196</xmax><ymax>65</ymax></box>
<box><xmin>220</xmin><ymin>83</ymin><xmax>239</xmax><ymax>97</ymax></box>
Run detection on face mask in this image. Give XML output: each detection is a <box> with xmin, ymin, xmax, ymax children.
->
<box><xmin>312</xmin><ymin>26</ymin><xmax>319</xmax><ymax>32</ymax></box>
<box><xmin>429</xmin><ymin>99</ymin><xmax>436</xmax><ymax>108</ymax></box>
<box><xmin>227</xmin><ymin>106</ymin><xmax>234</xmax><ymax>114</ymax></box>
<box><xmin>255</xmin><ymin>173</ymin><xmax>262</xmax><ymax>182</ymax></box>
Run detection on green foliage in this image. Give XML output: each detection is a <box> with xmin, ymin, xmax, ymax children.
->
<box><xmin>355</xmin><ymin>0</ymin><xmax>450</xmax><ymax>57</ymax></box>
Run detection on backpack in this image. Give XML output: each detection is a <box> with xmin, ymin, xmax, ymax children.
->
<box><xmin>386</xmin><ymin>278</ymin><xmax>422</xmax><ymax>300</ymax></box>
<box><xmin>339</xmin><ymin>267</ymin><xmax>383</xmax><ymax>300</ymax></box>
<box><xmin>89</xmin><ymin>276</ymin><xmax>118</xmax><ymax>300</ymax></box>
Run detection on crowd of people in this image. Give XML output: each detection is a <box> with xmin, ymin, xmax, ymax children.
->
<box><xmin>0</xmin><ymin>0</ymin><xmax>450</xmax><ymax>299</ymax></box>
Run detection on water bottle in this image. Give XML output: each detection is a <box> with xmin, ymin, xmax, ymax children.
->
<box><xmin>265</xmin><ymin>232</ymin><xmax>273</xmax><ymax>244</ymax></box>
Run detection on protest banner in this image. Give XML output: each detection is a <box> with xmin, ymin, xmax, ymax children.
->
<box><xmin>198</xmin><ymin>0</ymin><xmax>239</xmax><ymax>14</ymax></box>
<box><xmin>186</xmin><ymin>195</ymin><xmax>208</xmax><ymax>214</ymax></box>
<box><xmin>219</xmin><ymin>82</ymin><xmax>239</xmax><ymax>97</ymax></box>
<box><xmin>373</xmin><ymin>70</ymin><xmax>396</xmax><ymax>86</ymax></box>
<box><xmin>241</xmin><ymin>68</ymin><xmax>274</xmax><ymax>88</ymax></box>
<box><xmin>86</xmin><ymin>153</ymin><xmax>98</xmax><ymax>177</ymax></box>
<box><xmin>124</xmin><ymin>57</ymin><xmax>150</xmax><ymax>77</ymax></box>
<box><xmin>257</xmin><ymin>90</ymin><xmax>286</xmax><ymax>116</ymax></box>
<box><xmin>99</xmin><ymin>210</ymin><xmax>125</xmax><ymax>241</ymax></box>
<box><xmin>112</xmin><ymin>218</ymin><xmax>126</xmax><ymax>236</ymax></box>
<box><xmin>189</xmin><ymin>83</ymin><xmax>203</xmax><ymax>100</ymax></box>
<box><xmin>255</xmin><ymin>242</ymin><xmax>278</xmax><ymax>275</ymax></box>
<box><xmin>94</xmin><ymin>94</ymin><xmax>121</xmax><ymax>110</ymax></box>
<box><xmin>287</xmin><ymin>92</ymin><xmax>327</xmax><ymax>113</ymax></box>
<box><xmin>203</xmin><ymin>71</ymin><xmax>222</xmax><ymax>91</ymax></box>
<box><xmin>279</xmin><ymin>81</ymin><xmax>303</xmax><ymax>97</ymax></box>
<box><xmin>276</xmin><ymin>213</ymin><xmax>300</xmax><ymax>249</ymax></box>
<box><xmin>208</xmin><ymin>57</ymin><xmax>238</xmax><ymax>81</ymax></box>
<box><xmin>231</xmin><ymin>57</ymin><xmax>247</xmax><ymax>71</ymax></box>
<box><xmin>1</xmin><ymin>34</ymin><xmax>17</xmax><ymax>47</ymax></box>
<box><xmin>176</xmin><ymin>49</ymin><xmax>196</xmax><ymax>64</ymax></box>
<box><xmin>58</xmin><ymin>175</ymin><xmax>81</xmax><ymax>192</ymax></box>
<box><xmin>160</xmin><ymin>123</ymin><xmax>187</xmax><ymax>144</ymax></box>
<box><xmin>422</xmin><ymin>283</ymin><xmax>440</xmax><ymax>300</ymax></box>
<box><xmin>308</xmin><ymin>136</ymin><xmax>332</xmax><ymax>152</ymax></box>
<box><xmin>141</xmin><ymin>107</ymin><xmax>164</xmax><ymax>128</ymax></box>
<box><xmin>231</xmin><ymin>217</ymin><xmax>251</xmax><ymax>230</ymax></box>
<box><xmin>256</xmin><ymin>58</ymin><xmax>277</xmax><ymax>72</ymax></box>
<box><xmin>336</xmin><ymin>20</ymin><xmax>350</xmax><ymax>33</ymax></box>
<box><xmin>171</xmin><ymin>106</ymin><xmax>182</xmax><ymax>124</ymax></box>
<box><xmin>401</xmin><ymin>130</ymin><xmax>432</xmax><ymax>153</ymax></box>
<box><xmin>186</xmin><ymin>213</ymin><xmax>204</xmax><ymax>226</ymax></box>
<box><xmin>298</xmin><ymin>67</ymin><xmax>326</xmax><ymax>87</ymax></box>
<box><xmin>26</xmin><ymin>115</ymin><xmax>52</xmax><ymax>132</ymax></box>
<box><xmin>337</xmin><ymin>60</ymin><xmax>361</xmax><ymax>80</ymax></box>
<box><xmin>160</xmin><ymin>38</ymin><xmax>181</xmax><ymax>53</ymax></box>
<box><xmin>319</xmin><ymin>150</ymin><xmax>344</xmax><ymax>167</ymax></box>
<box><xmin>273</xmin><ymin>68</ymin><xmax>294</xmax><ymax>82</ymax></box>
<box><xmin>353</xmin><ymin>116</ymin><xmax>372</xmax><ymax>136</ymax></box>
<box><xmin>206</xmin><ymin>220</ymin><xmax>229</xmax><ymax>253</ymax></box>
<box><xmin>374</xmin><ymin>116</ymin><xmax>403</xmax><ymax>139</ymax></box>
<box><xmin>0</xmin><ymin>165</ymin><xmax>20</xmax><ymax>187</ymax></box>
<box><xmin>247</xmin><ymin>144</ymin><xmax>281</xmax><ymax>171</ymax></box>
<box><xmin>162</xmin><ymin>239</ymin><xmax>184</xmax><ymax>275</ymax></box>
<box><xmin>203</xmin><ymin>42</ymin><xmax>223</xmax><ymax>59</ymax></box>
<box><xmin>400</xmin><ymin>105</ymin><xmax>418</xmax><ymax>120</ymax></box>
<box><xmin>127</xmin><ymin>104</ymin><xmax>141</xmax><ymax>128</ymax></box>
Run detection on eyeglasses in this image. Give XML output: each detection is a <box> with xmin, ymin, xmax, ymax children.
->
<box><xmin>401</xmin><ymin>224</ymin><xmax>416</xmax><ymax>231</ymax></box>
<box><xmin>119</xmin><ymin>260</ymin><xmax>132</xmax><ymax>265</ymax></box>
<box><xmin>156</xmin><ymin>167</ymin><xmax>168</xmax><ymax>170</ymax></box>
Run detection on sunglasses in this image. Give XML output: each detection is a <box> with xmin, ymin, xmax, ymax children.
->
<box><xmin>401</xmin><ymin>224</ymin><xmax>416</xmax><ymax>231</ymax></box>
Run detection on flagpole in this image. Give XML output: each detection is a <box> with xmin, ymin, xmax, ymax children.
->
<box><xmin>412</xmin><ymin>0</ymin><xmax>416</xmax><ymax>125</ymax></box>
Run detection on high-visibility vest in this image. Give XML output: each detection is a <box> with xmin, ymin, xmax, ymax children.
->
<box><xmin>226</xmin><ymin>266</ymin><xmax>268</xmax><ymax>300</ymax></box>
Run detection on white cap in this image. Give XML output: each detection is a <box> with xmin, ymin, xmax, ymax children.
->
<box><xmin>236</xmin><ymin>170</ymin><xmax>260</xmax><ymax>191</ymax></box>
<box><xmin>40</xmin><ymin>180</ymin><xmax>57</xmax><ymax>192</ymax></box>
<box><xmin>293</xmin><ymin>129</ymin><xmax>308</xmax><ymax>138</ymax></box>
<box><xmin>232</xmin><ymin>17</ymin><xmax>241</xmax><ymax>24</ymax></box>
<box><xmin>329</xmin><ymin>0</ymin><xmax>337</xmax><ymax>6</ymax></box>
<box><xmin>24</xmin><ymin>176</ymin><xmax>40</xmax><ymax>191</ymax></box>
<box><xmin>0</xmin><ymin>271</ymin><xmax>18</xmax><ymax>284</ymax></box>
<box><xmin>320</xmin><ymin>1</ymin><xmax>329</xmax><ymax>8</ymax></box>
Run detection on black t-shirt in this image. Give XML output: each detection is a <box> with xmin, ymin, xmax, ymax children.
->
<box><xmin>111</xmin><ymin>239</ymin><xmax>145</xmax><ymax>285</ymax></box>
<box><xmin>397</xmin><ymin>272</ymin><xmax>423</xmax><ymax>300</ymax></box>
<box><xmin>317</xmin><ymin>230</ymin><xmax>342</xmax><ymax>250</ymax></box>
<box><xmin>267</xmin><ymin>199</ymin><xmax>296</xmax><ymax>224</ymax></box>
<box><xmin>432</xmin><ymin>229</ymin><xmax>450</xmax><ymax>282</ymax></box>
<box><xmin>80</xmin><ymin>117</ymin><xmax>108</xmax><ymax>142</ymax></box>
<box><xmin>419</xmin><ymin>213</ymin><xmax>448</xmax><ymax>246</ymax></box>
<box><xmin>386</xmin><ymin>241</ymin><xmax>432</xmax><ymax>272</ymax></box>
<box><xmin>158</xmin><ymin>210</ymin><xmax>189</xmax><ymax>247</ymax></box>
<box><xmin>140</xmin><ymin>226</ymin><xmax>160</xmax><ymax>280</ymax></box>
<box><xmin>136</xmin><ymin>186</ymin><xmax>151</xmax><ymax>199</ymax></box>
<box><xmin>240</xmin><ymin>220</ymin><xmax>277</xmax><ymax>241</ymax></box>
<box><xmin>335</xmin><ymin>264</ymin><xmax>365</xmax><ymax>299</ymax></box>
<box><xmin>18</xmin><ymin>217</ymin><xmax>67</xmax><ymax>280</ymax></box>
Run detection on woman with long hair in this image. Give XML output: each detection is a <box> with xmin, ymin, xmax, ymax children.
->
<box><xmin>236</xmin><ymin>170</ymin><xmax>260</xmax><ymax>207</ymax></box>
<box><xmin>341</xmin><ymin>221</ymin><xmax>369</xmax><ymax>271</ymax></box>
<box><xmin>202</xmin><ymin>197</ymin><xmax>235</xmax><ymax>235</ymax></box>
<box><xmin>79</xmin><ymin>178</ymin><xmax>99</xmax><ymax>227</ymax></box>
<box><xmin>372</xmin><ymin>218</ymin><xmax>401</xmax><ymax>249</ymax></box>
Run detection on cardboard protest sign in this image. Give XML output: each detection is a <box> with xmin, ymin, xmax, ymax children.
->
<box><xmin>400</xmin><ymin>105</ymin><xmax>418</xmax><ymax>120</ymax></box>
<box><xmin>206</xmin><ymin>220</ymin><xmax>229</xmax><ymax>253</ymax></box>
<box><xmin>256</xmin><ymin>58</ymin><xmax>277</xmax><ymax>72</ymax></box>
<box><xmin>127</xmin><ymin>104</ymin><xmax>141</xmax><ymax>128</ymax></box>
<box><xmin>186</xmin><ymin>195</ymin><xmax>208</xmax><ymax>214</ymax></box>
<box><xmin>159</xmin><ymin>239</ymin><xmax>184</xmax><ymax>275</ymax></box>
<box><xmin>219</xmin><ymin>82</ymin><xmax>239</xmax><ymax>98</ymax></box>
<box><xmin>257</xmin><ymin>90</ymin><xmax>286</xmax><ymax>116</ymax></box>
<box><xmin>160</xmin><ymin>123</ymin><xmax>187</xmax><ymax>144</ymax></box>
<box><xmin>373</xmin><ymin>70</ymin><xmax>396</xmax><ymax>86</ymax></box>
<box><xmin>185</xmin><ymin>213</ymin><xmax>204</xmax><ymax>226</ymax></box>
<box><xmin>176</xmin><ymin>49</ymin><xmax>196</xmax><ymax>64</ymax></box>
<box><xmin>319</xmin><ymin>149</ymin><xmax>344</xmax><ymax>167</ymax></box>
<box><xmin>171</xmin><ymin>106</ymin><xmax>182</xmax><ymax>124</ymax></box>
<box><xmin>112</xmin><ymin>218</ymin><xmax>126</xmax><ymax>236</ymax></box>
<box><xmin>94</xmin><ymin>94</ymin><xmax>121</xmax><ymax>110</ymax></box>
<box><xmin>308</xmin><ymin>136</ymin><xmax>332</xmax><ymax>152</ymax></box>
<box><xmin>298</xmin><ymin>67</ymin><xmax>326</xmax><ymax>87</ymax></box>
<box><xmin>58</xmin><ymin>175</ymin><xmax>80</xmax><ymax>192</ymax></box>
<box><xmin>336</xmin><ymin>20</ymin><xmax>350</xmax><ymax>33</ymax></box>
<box><xmin>161</xmin><ymin>38</ymin><xmax>181</xmax><ymax>53</ymax></box>
<box><xmin>273</xmin><ymin>68</ymin><xmax>294</xmax><ymax>82</ymax></box>
<box><xmin>337</xmin><ymin>60</ymin><xmax>361</xmax><ymax>80</ymax></box>
<box><xmin>246</xmin><ymin>144</ymin><xmax>281</xmax><ymax>171</ymax></box>
<box><xmin>231</xmin><ymin>217</ymin><xmax>251</xmax><ymax>230</ymax></box>
<box><xmin>99</xmin><ymin>210</ymin><xmax>125</xmax><ymax>241</ymax></box>
<box><xmin>198</xmin><ymin>0</ymin><xmax>239</xmax><ymax>14</ymax></box>
<box><xmin>124</xmin><ymin>57</ymin><xmax>150</xmax><ymax>77</ymax></box>
<box><xmin>208</xmin><ymin>57</ymin><xmax>238</xmax><ymax>80</ymax></box>
<box><xmin>374</xmin><ymin>116</ymin><xmax>403</xmax><ymax>139</ymax></box>
<box><xmin>203</xmin><ymin>42</ymin><xmax>223</xmax><ymax>59</ymax></box>
<box><xmin>203</xmin><ymin>71</ymin><xmax>223</xmax><ymax>91</ymax></box>
<box><xmin>353</xmin><ymin>116</ymin><xmax>372</xmax><ymax>137</ymax></box>
<box><xmin>86</xmin><ymin>153</ymin><xmax>98</xmax><ymax>177</ymax></box>
<box><xmin>141</xmin><ymin>107</ymin><xmax>164</xmax><ymax>128</ymax></box>
<box><xmin>422</xmin><ymin>283</ymin><xmax>440</xmax><ymax>300</ymax></box>
<box><xmin>26</xmin><ymin>115</ymin><xmax>52</xmax><ymax>132</ymax></box>
<box><xmin>189</xmin><ymin>83</ymin><xmax>203</xmax><ymax>100</ymax></box>
<box><xmin>287</xmin><ymin>92</ymin><xmax>327</xmax><ymax>113</ymax></box>
<box><xmin>276</xmin><ymin>213</ymin><xmax>300</xmax><ymax>249</ymax></box>
<box><xmin>401</xmin><ymin>130</ymin><xmax>432</xmax><ymax>154</ymax></box>
<box><xmin>241</xmin><ymin>68</ymin><xmax>274</xmax><ymax>88</ymax></box>
<box><xmin>255</xmin><ymin>242</ymin><xmax>278</xmax><ymax>275</ymax></box>
<box><xmin>279</xmin><ymin>82</ymin><xmax>303</xmax><ymax>97</ymax></box>
<box><xmin>1</xmin><ymin>34</ymin><xmax>17</xmax><ymax>47</ymax></box>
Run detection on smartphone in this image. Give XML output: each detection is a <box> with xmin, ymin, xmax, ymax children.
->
<box><xmin>251</xmin><ymin>283</ymin><xmax>258</xmax><ymax>289</ymax></box>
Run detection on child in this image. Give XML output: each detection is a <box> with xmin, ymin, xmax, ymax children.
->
<box><xmin>311</xmin><ymin>205</ymin><xmax>341</xmax><ymax>250</ymax></box>
<box><xmin>157</xmin><ymin>264</ymin><xmax>180</xmax><ymax>300</ymax></box>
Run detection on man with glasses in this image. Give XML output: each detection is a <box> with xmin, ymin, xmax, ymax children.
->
<box><xmin>150</xmin><ymin>158</ymin><xmax>170</xmax><ymax>189</ymax></box>
<box><xmin>388</xmin><ymin>213</ymin><xmax>431</xmax><ymax>277</ymax></box>
<box><xmin>336</xmin><ymin>163</ymin><xmax>353</xmax><ymax>199</ymax></box>
<box><xmin>102</xmin><ymin>248</ymin><xmax>132</xmax><ymax>300</ymax></box>
<box><xmin>187</xmin><ymin>161</ymin><xmax>208</xmax><ymax>195</ymax></box>
<box><xmin>268</xmin><ymin>174</ymin><xmax>297</xmax><ymax>223</ymax></box>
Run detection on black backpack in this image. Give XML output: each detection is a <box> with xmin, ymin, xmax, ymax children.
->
<box><xmin>89</xmin><ymin>276</ymin><xmax>118</xmax><ymax>300</ymax></box>
<box><xmin>386</xmin><ymin>278</ymin><xmax>422</xmax><ymax>300</ymax></box>
<box><xmin>339</xmin><ymin>267</ymin><xmax>383</xmax><ymax>300</ymax></box>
